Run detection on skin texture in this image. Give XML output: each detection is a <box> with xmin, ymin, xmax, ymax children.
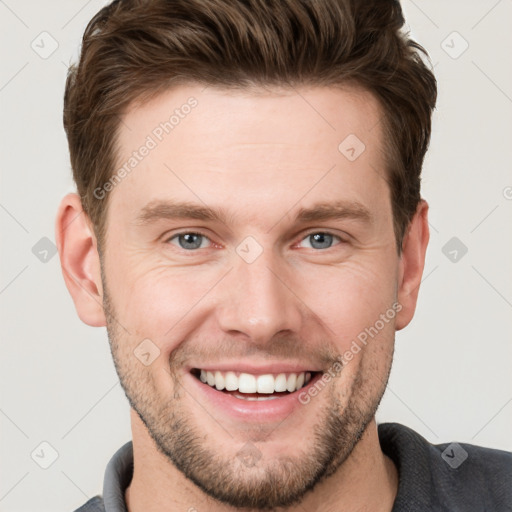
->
<box><xmin>56</xmin><ymin>84</ymin><xmax>429</xmax><ymax>511</ymax></box>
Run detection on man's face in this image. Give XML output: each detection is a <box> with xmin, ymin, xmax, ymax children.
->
<box><xmin>102</xmin><ymin>85</ymin><xmax>401</xmax><ymax>508</ymax></box>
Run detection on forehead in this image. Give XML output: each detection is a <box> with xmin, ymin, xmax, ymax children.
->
<box><xmin>118</xmin><ymin>83</ymin><xmax>384</xmax><ymax>158</ymax></box>
<box><xmin>110</xmin><ymin>84</ymin><xmax>389</xmax><ymax>227</ymax></box>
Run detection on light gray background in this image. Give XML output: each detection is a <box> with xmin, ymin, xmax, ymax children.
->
<box><xmin>1</xmin><ymin>1</ymin><xmax>511</xmax><ymax>511</ymax></box>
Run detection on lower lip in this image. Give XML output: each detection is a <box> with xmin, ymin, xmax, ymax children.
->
<box><xmin>185</xmin><ymin>371</ymin><xmax>323</xmax><ymax>422</ymax></box>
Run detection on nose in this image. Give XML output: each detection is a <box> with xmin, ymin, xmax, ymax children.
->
<box><xmin>215</xmin><ymin>246</ymin><xmax>303</xmax><ymax>345</ymax></box>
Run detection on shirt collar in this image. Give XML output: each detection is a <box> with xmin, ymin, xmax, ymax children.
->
<box><xmin>103</xmin><ymin>441</ymin><xmax>133</xmax><ymax>512</ymax></box>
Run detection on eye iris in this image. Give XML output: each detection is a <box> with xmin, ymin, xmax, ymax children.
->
<box><xmin>310</xmin><ymin>233</ymin><xmax>333</xmax><ymax>249</ymax></box>
<box><xmin>179</xmin><ymin>233</ymin><xmax>203</xmax><ymax>249</ymax></box>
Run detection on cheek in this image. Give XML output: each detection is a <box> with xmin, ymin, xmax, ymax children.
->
<box><xmin>301</xmin><ymin>260</ymin><xmax>398</xmax><ymax>348</ymax></box>
<box><xmin>113</xmin><ymin>263</ymin><xmax>218</xmax><ymax>347</ymax></box>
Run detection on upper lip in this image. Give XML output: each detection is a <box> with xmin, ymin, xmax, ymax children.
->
<box><xmin>188</xmin><ymin>361</ymin><xmax>322</xmax><ymax>375</ymax></box>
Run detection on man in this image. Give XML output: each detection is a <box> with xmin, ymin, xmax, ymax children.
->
<box><xmin>56</xmin><ymin>0</ymin><xmax>511</xmax><ymax>511</ymax></box>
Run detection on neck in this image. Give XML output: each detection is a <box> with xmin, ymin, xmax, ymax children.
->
<box><xmin>125</xmin><ymin>410</ymin><xmax>398</xmax><ymax>512</ymax></box>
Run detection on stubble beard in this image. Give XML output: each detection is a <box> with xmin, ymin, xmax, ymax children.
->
<box><xmin>102</xmin><ymin>279</ymin><xmax>393</xmax><ymax>510</ymax></box>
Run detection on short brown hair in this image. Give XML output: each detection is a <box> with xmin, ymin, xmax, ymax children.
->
<box><xmin>63</xmin><ymin>0</ymin><xmax>437</xmax><ymax>253</ymax></box>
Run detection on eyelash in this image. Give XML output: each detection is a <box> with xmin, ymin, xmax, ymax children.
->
<box><xmin>164</xmin><ymin>230</ymin><xmax>347</xmax><ymax>252</ymax></box>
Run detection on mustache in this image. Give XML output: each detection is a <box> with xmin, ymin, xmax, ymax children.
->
<box><xmin>169</xmin><ymin>334</ymin><xmax>342</xmax><ymax>370</ymax></box>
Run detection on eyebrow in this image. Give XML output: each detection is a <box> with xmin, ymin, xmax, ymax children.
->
<box><xmin>134</xmin><ymin>199</ymin><xmax>373</xmax><ymax>227</ymax></box>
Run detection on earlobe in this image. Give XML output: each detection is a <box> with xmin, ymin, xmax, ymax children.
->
<box><xmin>55</xmin><ymin>193</ymin><xmax>106</xmax><ymax>327</ymax></box>
<box><xmin>395</xmin><ymin>199</ymin><xmax>430</xmax><ymax>331</ymax></box>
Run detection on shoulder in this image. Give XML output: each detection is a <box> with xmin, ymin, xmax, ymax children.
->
<box><xmin>378</xmin><ymin>422</ymin><xmax>512</xmax><ymax>511</ymax></box>
<box><xmin>73</xmin><ymin>495</ymin><xmax>105</xmax><ymax>512</ymax></box>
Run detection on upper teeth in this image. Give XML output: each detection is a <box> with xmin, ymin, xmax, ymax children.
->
<box><xmin>199</xmin><ymin>370</ymin><xmax>312</xmax><ymax>393</ymax></box>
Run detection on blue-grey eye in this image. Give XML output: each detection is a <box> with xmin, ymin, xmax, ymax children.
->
<box><xmin>301</xmin><ymin>232</ymin><xmax>340</xmax><ymax>250</ymax></box>
<box><xmin>169</xmin><ymin>233</ymin><xmax>209</xmax><ymax>250</ymax></box>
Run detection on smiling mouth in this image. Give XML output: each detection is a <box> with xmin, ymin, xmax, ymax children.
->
<box><xmin>191</xmin><ymin>368</ymin><xmax>320</xmax><ymax>401</ymax></box>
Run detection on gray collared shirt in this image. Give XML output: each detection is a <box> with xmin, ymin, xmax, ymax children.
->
<box><xmin>73</xmin><ymin>422</ymin><xmax>512</xmax><ymax>511</ymax></box>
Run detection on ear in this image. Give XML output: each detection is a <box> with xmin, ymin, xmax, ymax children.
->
<box><xmin>395</xmin><ymin>199</ymin><xmax>430</xmax><ymax>331</ymax></box>
<box><xmin>55</xmin><ymin>193</ymin><xmax>106</xmax><ymax>327</ymax></box>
